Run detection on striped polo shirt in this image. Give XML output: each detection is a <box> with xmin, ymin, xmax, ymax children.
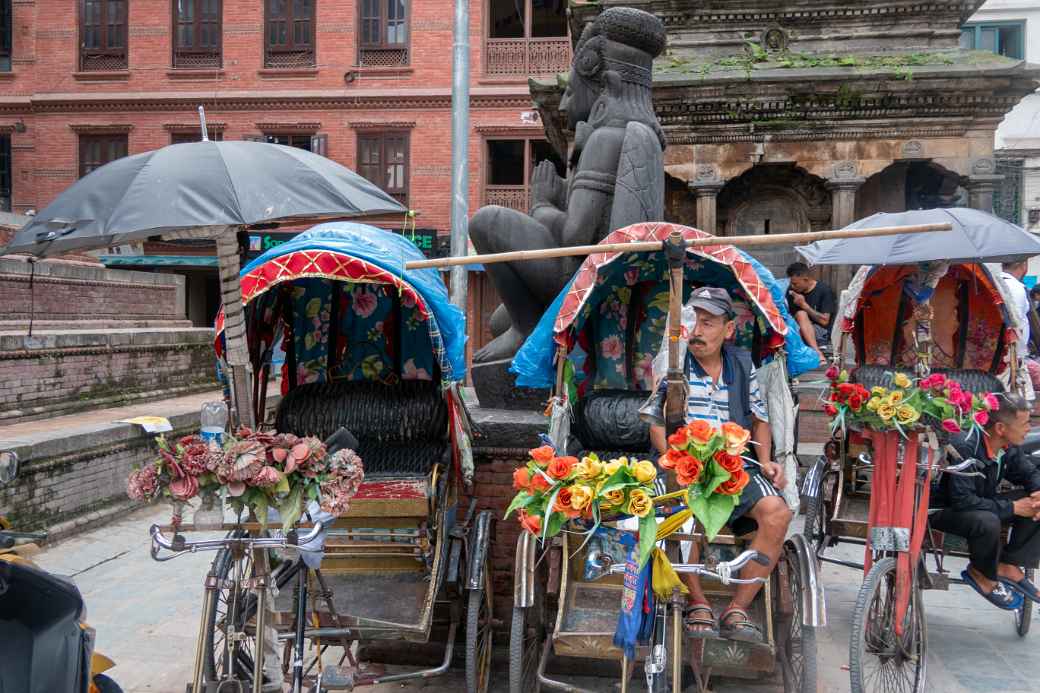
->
<box><xmin>685</xmin><ymin>354</ymin><xmax>769</xmax><ymax>427</ymax></box>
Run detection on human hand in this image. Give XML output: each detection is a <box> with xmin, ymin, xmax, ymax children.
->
<box><xmin>531</xmin><ymin>160</ymin><xmax>565</xmax><ymax>209</ymax></box>
<box><xmin>761</xmin><ymin>460</ymin><xmax>787</xmax><ymax>490</ymax></box>
<box><xmin>1012</xmin><ymin>495</ymin><xmax>1040</xmax><ymax>518</ymax></box>
<box><xmin>790</xmin><ymin>292</ymin><xmax>808</xmax><ymax>310</ymax></box>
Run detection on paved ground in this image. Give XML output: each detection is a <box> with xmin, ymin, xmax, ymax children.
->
<box><xmin>26</xmin><ymin>504</ymin><xmax>1040</xmax><ymax>693</ymax></box>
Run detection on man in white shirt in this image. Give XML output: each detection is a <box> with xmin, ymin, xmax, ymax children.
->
<box><xmin>1002</xmin><ymin>260</ymin><xmax>1031</xmax><ymax>350</ymax></box>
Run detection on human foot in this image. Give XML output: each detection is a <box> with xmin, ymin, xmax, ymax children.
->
<box><xmin>474</xmin><ymin>326</ymin><xmax>527</xmax><ymax>363</ymax></box>
<box><xmin>683</xmin><ymin>602</ymin><xmax>719</xmax><ymax>639</ymax></box>
<box><xmin>998</xmin><ymin>563</ymin><xmax>1025</xmax><ymax>583</ymax></box>
<box><xmin>719</xmin><ymin>605</ymin><xmax>763</xmax><ymax>643</ymax></box>
<box><xmin>962</xmin><ymin>568</ymin><xmax>1023</xmax><ymax>610</ymax></box>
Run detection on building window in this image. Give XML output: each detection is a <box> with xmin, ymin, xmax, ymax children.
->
<box><xmin>358</xmin><ymin>0</ymin><xmax>408</xmax><ymax>67</ymax></box>
<box><xmin>79</xmin><ymin>134</ymin><xmax>128</xmax><ymax>177</ymax></box>
<box><xmin>484</xmin><ymin>137</ymin><xmax>564</xmax><ymax>212</ymax></box>
<box><xmin>173</xmin><ymin>0</ymin><xmax>222</xmax><ymax>69</ymax></box>
<box><xmin>170</xmin><ymin>129</ymin><xmax>224</xmax><ymax>144</ymax></box>
<box><xmin>960</xmin><ymin>22</ymin><xmax>1025</xmax><ymax>59</ymax></box>
<box><xmin>80</xmin><ymin>0</ymin><xmax>128</xmax><ymax>71</ymax></box>
<box><xmin>358</xmin><ymin>132</ymin><xmax>409</xmax><ymax>206</ymax></box>
<box><xmin>0</xmin><ymin>134</ymin><xmax>10</xmax><ymax>212</ymax></box>
<box><xmin>485</xmin><ymin>0</ymin><xmax>570</xmax><ymax>76</ymax></box>
<box><xmin>1</xmin><ymin>0</ymin><xmax>12</xmax><ymax>72</ymax></box>
<box><xmin>265</xmin><ymin>0</ymin><xmax>315</xmax><ymax>69</ymax></box>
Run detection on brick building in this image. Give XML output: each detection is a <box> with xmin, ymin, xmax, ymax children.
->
<box><xmin>0</xmin><ymin>0</ymin><xmax>571</xmax><ymax>351</ymax></box>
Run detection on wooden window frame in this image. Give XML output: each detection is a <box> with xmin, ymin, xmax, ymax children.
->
<box><xmin>960</xmin><ymin>21</ymin><xmax>1026</xmax><ymax>59</ymax></box>
<box><xmin>78</xmin><ymin>133</ymin><xmax>128</xmax><ymax>178</ymax></box>
<box><xmin>264</xmin><ymin>0</ymin><xmax>316</xmax><ymax>66</ymax></box>
<box><xmin>359</xmin><ymin>0</ymin><xmax>409</xmax><ymax>50</ymax></box>
<box><xmin>0</xmin><ymin>0</ymin><xmax>11</xmax><ymax>70</ymax></box>
<box><xmin>482</xmin><ymin>136</ymin><xmax>560</xmax><ymax>211</ymax></box>
<box><xmin>79</xmin><ymin>0</ymin><xmax>128</xmax><ymax>71</ymax></box>
<box><xmin>172</xmin><ymin>0</ymin><xmax>223</xmax><ymax>69</ymax></box>
<box><xmin>357</xmin><ymin>131</ymin><xmax>409</xmax><ymax>206</ymax></box>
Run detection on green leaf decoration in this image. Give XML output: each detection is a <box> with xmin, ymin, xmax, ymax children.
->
<box><xmin>274</xmin><ymin>471</ymin><xmax>291</xmax><ymax>496</ymax></box>
<box><xmin>504</xmin><ymin>491</ymin><xmax>537</xmax><ymax>518</ymax></box>
<box><xmin>688</xmin><ymin>488</ymin><xmax>739</xmax><ymax>541</ymax></box>
<box><xmin>703</xmin><ymin>459</ymin><xmax>732</xmax><ymax>496</ymax></box>
<box><xmin>545</xmin><ymin>510</ymin><xmax>566</xmax><ymax>538</ymax></box>
<box><xmin>637</xmin><ymin>512</ymin><xmax>658</xmax><ymax>568</ymax></box>
<box><xmin>253</xmin><ymin>493</ymin><xmax>269</xmax><ymax>531</ymax></box>
<box><xmin>598</xmin><ymin>467</ymin><xmax>639</xmax><ymax>496</ymax></box>
<box><xmin>277</xmin><ymin>484</ymin><xmax>304</xmax><ymax>533</ymax></box>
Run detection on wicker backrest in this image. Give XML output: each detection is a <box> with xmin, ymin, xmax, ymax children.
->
<box><xmin>571</xmin><ymin>390</ymin><xmax>653</xmax><ymax>455</ymax></box>
<box><xmin>851</xmin><ymin>365</ymin><xmax>1003</xmax><ymax>396</ymax></box>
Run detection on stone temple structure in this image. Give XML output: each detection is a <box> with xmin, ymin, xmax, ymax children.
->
<box><xmin>532</xmin><ymin>0</ymin><xmax>1040</xmax><ymax>290</ymax></box>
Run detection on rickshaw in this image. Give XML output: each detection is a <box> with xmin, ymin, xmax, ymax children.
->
<box><xmin>508</xmin><ymin>222</ymin><xmax>824</xmax><ymax>693</ymax></box>
<box><xmin>800</xmin><ymin>261</ymin><xmax>1035</xmax><ymax>693</ymax></box>
<box><xmin>155</xmin><ymin>223</ymin><xmax>492</xmax><ymax>693</ymax></box>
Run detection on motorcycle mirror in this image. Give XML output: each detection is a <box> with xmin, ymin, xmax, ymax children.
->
<box><xmin>0</xmin><ymin>451</ymin><xmax>18</xmax><ymax>484</ymax></box>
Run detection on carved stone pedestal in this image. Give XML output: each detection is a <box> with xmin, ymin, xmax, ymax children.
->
<box><xmin>471</xmin><ymin>358</ymin><xmax>549</xmax><ymax>411</ymax></box>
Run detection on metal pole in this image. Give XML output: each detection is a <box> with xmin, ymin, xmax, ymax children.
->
<box><xmin>448</xmin><ymin>0</ymin><xmax>470</xmax><ymax>310</ymax></box>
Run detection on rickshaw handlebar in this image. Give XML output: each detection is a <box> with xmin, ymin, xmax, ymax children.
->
<box><xmin>596</xmin><ymin>549</ymin><xmax>770</xmax><ymax>585</ymax></box>
<box><xmin>149</xmin><ymin>522</ymin><xmax>324</xmax><ymax>561</ymax></box>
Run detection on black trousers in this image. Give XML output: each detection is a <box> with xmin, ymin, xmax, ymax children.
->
<box><xmin>930</xmin><ymin>495</ymin><xmax>1040</xmax><ymax>581</ymax></box>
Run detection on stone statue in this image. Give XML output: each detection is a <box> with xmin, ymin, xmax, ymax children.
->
<box><xmin>469</xmin><ymin>7</ymin><xmax>666</xmax><ymax>366</ymax></box>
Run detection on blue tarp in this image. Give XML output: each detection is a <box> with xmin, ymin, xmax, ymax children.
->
<box><xmin>510</xmin><ymin>248</ymin><xmax>819</xmax><ymax>389</ymax></box>
<box><xmin>241</xmin><ymin>222</ymin><xmax>468</xmax><ymax>382</ymax></box>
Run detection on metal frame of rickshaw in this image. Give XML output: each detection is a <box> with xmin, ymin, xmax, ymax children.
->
<box><xmin>508</xmin><ymin>226</ymin><xmax>825</xmax><ymax>693</ymax></box>
<box><xmin>167</xmin><ymin>224</ymin><xmax>494</xmax><ymax>693</ymax></box>
<box><xmin>800</xmin><ymin>262</ymin><xmax>1035</xmax><ymax>693</ymax></box>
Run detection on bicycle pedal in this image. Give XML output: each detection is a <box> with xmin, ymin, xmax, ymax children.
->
<box><xmin>320</xmin><ymin>665</ymin><xmax>355</xmax><ymax>691</ymax></box>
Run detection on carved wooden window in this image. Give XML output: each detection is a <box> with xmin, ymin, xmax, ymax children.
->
<box><xmin>358</xmin><ymin>132</ymin><xmax>409</xmax><ymax>206</ymax></box>
<box><xmin>0</xmin><ymin>0</ymin><xmax>11</xmax><ymax>72</ymax></box>
<box><xmin>484</xmin><ymin>138</ymin><xmax>564</xmax><ymax>212</ymax></box>
<box><xmin>261</xmin><ymin>133</ymin><xmax>326</xmax><ymax>156</ymax></box>
<box><xmin>170</xmin><ymin>129</ymin><xmax>224</xmax><ymax>144</ymax></box>
<box><xmin>80</xmin><ymin>0</ymin><xmax>128</xmax><ymax>71</ymax></box>
<box><xmin>358</xmin><ymin>0</ymin><xmax>408</xmax><ymax>67</ymax></box>
<box><xmin>265</xmin><ymin>0</ymin><xmax>315</xmax><ymax>69</ymax></box>
<box><xmin>79</xmin><ymin>134</ymin><xmax>128</xmax><ymax>178</ymax></box>
<box><xmin>960</xmin><ymin>22</ymin><xmax>1025</xmax><ymax>60</ymax></box>
<box><xmin>0</xmin><ymin>134</ymin><xmax>10</xmax><ymax>212</ymax></box>
<box><xmin>173</xmin><ymin>0</ymin><xmax>222</xmax><ymax>69</ymax></box>
<box><xmin>486</xmin><ymin>0</ymin><xmax>569</xmax><ymax>76</ymax></box>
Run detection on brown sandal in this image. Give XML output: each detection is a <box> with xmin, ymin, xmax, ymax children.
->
<box><xmin>683</xmin><ymin>603</ymin><xmax>719</xmax><ymax>639</ymax></box>
<box><xmin>719</xmin><ymin>605</ymin><xmax>763</xmax><ymax>643</ymax></box>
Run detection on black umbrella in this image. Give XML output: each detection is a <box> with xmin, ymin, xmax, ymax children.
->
<box><xmin>795</xmin><ymin>207</ymin><xmax>1040</xmax><ymax>266</ymax></box>
<box><xmin>5</xmin><ymin>140</ymin><xmax>404</xmax><ymax>256</ymax></box>
<box><xmin>4</xmin><ymin>140</ymin><xmax>406</xmax><ymax>428</ymax></box>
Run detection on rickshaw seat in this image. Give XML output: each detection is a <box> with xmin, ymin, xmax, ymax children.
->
<box><xmin>275</xmin><ymin>379</ymin><xmax>449</xmax><ymax>478</ymax></box>
<box><xmin>851</xmin><ymin>365</ymin><xmax>1003</xmax><ymax>395</ymax></box>
<box><xmin>572</xmin><ymin>389</ymin><xmax>653</xmax><ymax>454</ymax></box>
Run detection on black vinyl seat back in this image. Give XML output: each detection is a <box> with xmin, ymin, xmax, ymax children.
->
<box><xmin>570</xmin><ymin>389</ymin><xmax>654</xmax><ymax>458</ymax></box>
<box><xmin>275</xmin><ymin>380</ymin><xmax>449</xmax><ymax>477</ymax></box>
<box><xmin>851</xmin><ymin>365</ymin><xmax>1004</xmax><ymax>396</ymax></box>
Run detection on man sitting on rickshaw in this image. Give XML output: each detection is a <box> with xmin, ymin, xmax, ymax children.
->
<box><xmin>931</xmin><ymin>392</ymin><xmax>1040</xmax><ymax>609</ymax></box>
<box><xmin>649</xmin><ymin>286</ymin><xmax>792</xmax><ymax>643</ymax></box>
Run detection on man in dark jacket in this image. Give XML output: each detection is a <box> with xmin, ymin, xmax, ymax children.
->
<box><xmin>931</xmin><ymin>393</ymin><xmax>1040</xmax><ymax>608</ymax></box>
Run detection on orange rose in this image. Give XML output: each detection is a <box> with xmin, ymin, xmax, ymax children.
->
<box><xmin>720</xmin><ymin>422</ymin><xmax>751</xmax><ymax>455</ymax></box>
<box><xmin>512</xmin><ymin>467</ymin><xmax>532</xmax><ymax>491</ymax></box>
<box><xmin>530</xmin><ymin>446</ymin><xmax>556</xmax><ymax>467</ymax></box>
<box><xmin>712</xmin><ymin>450</ymin><xmax>744</xmax><ymax>474</ymax></box>
<box><xmin>529</xmin><ymin>472</ymin><xmax>551</xmax><ymax>493</ymax></box>
<box><xmin>716</xmin><ymin>469</ymin><xmax>750</xmax><ymax>496</ymax></box>
<box><xmin>686</xmin><ymin>420</ymin><xmax>715</xmax><ymax>445</ymax></box>
<box><xmin>546</xmin><ymin>456</ymin><xmax>578</xmax><ymax>481</ymax></box>
<box><xmin>667</xmin><ymin>427</ymin><xmax>690</xmax><ymax>448</ymax></box>
<box><xmin>658</xmin><ymin>448</ymin><xmax>685</xmax><ymax>470</ymax></box>
<box><xmin>518</xmin><ymin>509</ymin><xmax>542</xmax><ymax>535</ymax></box>
<box><xmin>675</xmin><ymin>454</ymin><xmax>704</xmax><ymax>487</ymax></box>
<box><xmin>552</xmin><ymin>487</ymin><xmax>581</xmax><ymax>519</ymax></box>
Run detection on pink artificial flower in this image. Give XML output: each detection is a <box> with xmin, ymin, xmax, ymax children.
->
<box><xmin>974</xmin><ymin>410</ymin><xmax>989</xmax><ymax>426</ymax></box>
<box><xmin>227</xmin><ymin>481</ymin><xmax>246</xmax><ymax>497</ymax></box>
<box><xmin>353</xmin><ymin>290</ymin><xmax>378</xmax><ymax>318</ymax></box>
<box><xmin>984</xmin><ymin>393</ymin><xmax>1000</xmax><ymax>411</ymax></box>
<box><xmin>941</xmin><ymin>419</ymin><xmax>962</xmax><ymax>433</ymax></box>
<box><xmin>168</xmin><ymin>475</ymin><xmax>200</xmax><ymax>501</ymax></box>
<box><xmin>250</xmin><ymin>466</ymin><xmax>282</xmax><ymax>487</ymax></box>
<box><xmin>126</xmin><ymin>466</ymin><xmax>158</xmax><ymax>501</ymax></box>
<box><xmin>601</xmin><ymin>336</ymin><xmax>623</xmax><ymax>360</ymax></box>
<box><xmin>825</xmin><ymin>365</ymin><xmax>840</xmax><ymax>382</ymax></box>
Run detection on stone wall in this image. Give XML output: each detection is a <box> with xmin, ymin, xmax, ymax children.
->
<box><xmin>0</xmin><ymin>328</ymin><xmax>218</xmax><ymax>423</ymax></box>
<box><xmin>0</xmin><ymin>257</ymin><xmax>186</xmax><ymax>326</ymax></box>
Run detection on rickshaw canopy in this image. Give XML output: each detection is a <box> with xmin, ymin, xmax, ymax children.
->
<box><xmin>214</xmin><ymin>223</ymin><xmax>467</xmax><ymax>385</ymax></box>
<box><xmin>512</xmin><ymin>222</ymin><xmax>820</xmax><ymax>390</ymax></box>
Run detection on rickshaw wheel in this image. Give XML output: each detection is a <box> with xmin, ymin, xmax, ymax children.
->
<box><xmin>466</xmin><ymin>564</ymin><xmax>494</xmax><ymax>693</ymax></box>
<box><xmin>802</xmin><ymin>469</ymin><xmax>835</xmax><ymax>559</ymax></box>
<box><xmin>509</xmin><ymin>564</ymin><xmax>546</xmax><ymax>693</ymax></box>
<box><xmin>1014</xmin><ymin>568</ymin><xmax>1034</xmax><ymax>637</ymax></box>
<box><xmin>849</xmin><ymin>557</ymin><xmax>927</xmax><ymax>693</ymax></box>
<box><xmin>777</xmin><ymin>545</ymin><xmax>817</xmax><ymax>693</ymax></box>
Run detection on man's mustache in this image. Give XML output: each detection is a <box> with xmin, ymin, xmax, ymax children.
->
<box><xmin>690</xmin><ymin>339</ymin><xmax>708</xmax><ymax>347</ymax></box>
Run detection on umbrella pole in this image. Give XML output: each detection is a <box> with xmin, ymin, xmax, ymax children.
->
<box><xmin>215</xmin><ymin>229</ymin><xmax>257</xmax><ymax>429</ymax></box>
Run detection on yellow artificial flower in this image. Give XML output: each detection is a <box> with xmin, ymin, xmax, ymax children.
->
<box><xmin>632</xmin><ymin>460</ymin><xmax>657</xmax><ymax>484</ymax></box>
<box><xmin>603</xmin><ymin>459</ymin><xmax>625</xmax><ymax>476</ymax></box>
<box><xmin>887</xmin><ymin>391</ymin><xmax>904</xmax><ymax>405</ymax></box>
<box><xmin>871</xmin><ymin>386</ymin><xmax>888</xmax><ymax>397</ymax></box>
<box><xmin>577</xmin><ymin>456</ymin><xmax>603</xmax><ymax>480</ymax></box>
<box><xmin>626</xmin><ymin>488</ymin><xmax>652</xmax><ymax>518</ymax></box>
<box><xmin>877</xmin><ymin>403</ymin><xmax>896</xmax><ymax>421</ymax></box>
<box><xmin>569</xmin><ymin>484</ymin><xmax>593</xmax><ymax>512</ymax></box>
<box><xmin>866</xmin><ymin>397</ymin><xmax>881</xmax><ymax>411</ymax></box>
<box><xmin>601</xmin><ymin>488</ymin><xmax>626</xmax><ymax>507</ymax></box>
<box><xmin>892</xmin><ymin>372</ymin><xmax>912</xmax><ymax>389</ymax></box>
<box><xmin>895</xmin><ymin>404</ymin><xmax>921</xmax><ymax>426</ymax></box>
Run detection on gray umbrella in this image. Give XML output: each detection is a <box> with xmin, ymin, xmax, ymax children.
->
<box><xmin>795</xmin><ymin>208</ymin><xmax>1040</xmax><ymax>265</ymax></box>
<box><xmin>4</xmin><ymin>140</ymin><xmax>406</xmax><ymax>429</ymax></box>
<box><xmin>5</xmin><ymin>140</ymin><xmax>404</xmax><ymax>256</ymax></box>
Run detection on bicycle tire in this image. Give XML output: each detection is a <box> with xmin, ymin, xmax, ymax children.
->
<box><xmin>1015</xmin><ymin>568</ymin><xmax>1034</xmax><ymax>638</ymax></box>
<box><xmin>92</xmin><ymin>673</ymin><xmax>123</xmax><ymax>693</ymax></box>
<box><xmin>849</xmin><ymin>557</ymin><xmax>927</xmax><ymax>693</ymax></box>
<box><xmin>778</xmin><ymin>545</ymin><xmax>817</xmax><ymax>693</ymax></box>
<box><xmin>465</xmin><ymin>569</ymin><xmax>494</xmax><ymax>693</ymax></box>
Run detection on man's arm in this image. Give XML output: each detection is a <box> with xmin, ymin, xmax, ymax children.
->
<box><xmin>751</xmin><ymin>415</ymin><xmax>785</xmax><ymax>489</ymax></box>
<box><xmin>945</xmin><ymin>468</ymin><xmax>1015</xmax><ymax>519</ymax></box>
<box><xmin>1005</xmin><ymin>447</ymin><xmax>1040</xmax><ymax>495</ymax></box>
<box><xmin>650</xmin><ymin>424</ymin><xmax>666</xmax><ymax>455</ymax></box>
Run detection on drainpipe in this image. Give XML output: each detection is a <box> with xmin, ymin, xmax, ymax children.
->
<box><xmin>449</xmin><ymin>0</ymin><xmax>470</xmax><ymax>310</ymax></box>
